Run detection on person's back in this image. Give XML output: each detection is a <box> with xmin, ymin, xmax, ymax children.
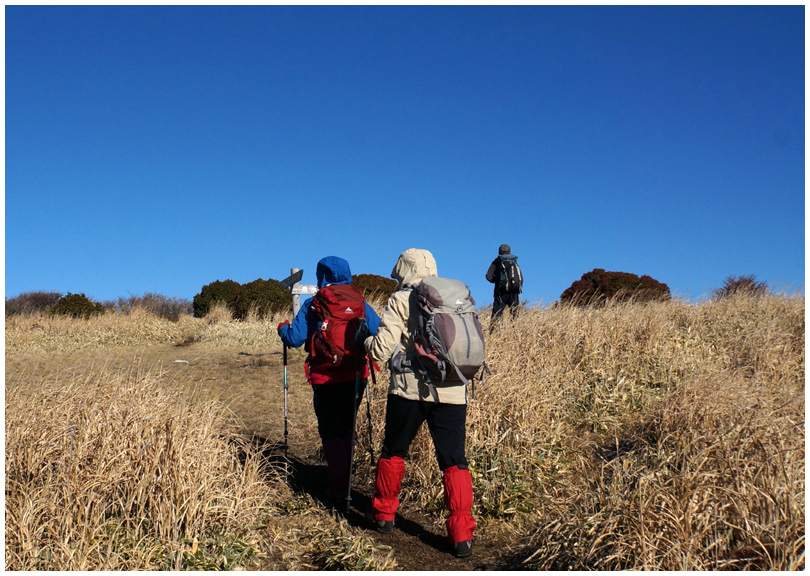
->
<box><xmin>277</xmin><ymin>256</ymin><xmax>381</xmax><ymax>510</ymax></box>
<box><xmin>363</xmin><ymin>248</ymin><xmax>476</xmax><ymax>558</ymax></box>
<box><xmin>365</xmin><ymin>248</ymin><xmax>467</xmax><ymax>405</ymax></box>
<box><xmin>485</xmin><ymin>244</ymin><xmax>522</xmax><ymax>322</ymax></box>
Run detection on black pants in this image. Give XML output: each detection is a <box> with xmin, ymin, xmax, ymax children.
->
<box><xmin>311</xmin><ymin>378</ymin><xmax>367</xmax><ymax>499</ymax></box>
<box><xmin>311</xmin><ymin>378</ymin><xmax>366</xmax><ymax>441</ymax></box>
<box><xmin>492</xmin><ymin>292</ymin><xmax>520</xmax><ymax>322</ymax></box>
<box><xmin>380</xmin><ymin>394</ymin><xmax>468</xmax><ymax>471</ymax></box>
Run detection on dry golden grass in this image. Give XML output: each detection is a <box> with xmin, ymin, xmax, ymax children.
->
<box><xmin>6</xmin><ymin>363</ymin><xmax>273</xmax><ymax>569</ymax></box>
<box><xmin>5</xmin><ymin>307</ymin><xmax>201</xmax><ymax>354</ymax></box>
<box><xmin>5</xmin><ymin>306</ymin><xmax>396</xmax><ymax>570</ymax></box>
<box><xmin>453</xmin><ymin>295</ymin><xmax>803</xmax><ymax>570</ymax></box>
<box><xmin>5</xmin><ymin>294</ymin><xmax>804</xmax><ymax>570</ymax></box>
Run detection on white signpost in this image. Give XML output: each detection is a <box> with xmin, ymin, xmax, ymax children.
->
<box><xmin>280</xmin><ymin>268</ymin><xmax>318</xmax><ymax>316</ymax></box>
<box><xmin>292</xmin><ymin>284</ymin><xmax>318</xmax><ymax>295</ymax></box>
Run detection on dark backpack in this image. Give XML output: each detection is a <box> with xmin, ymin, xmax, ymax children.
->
<box><xmin>412</xmin><ymin>276</ymin><xmax>487</xmax><ymax>387</ymax></box>
<box><xmin>308</xmin><ymin>284</ymin><xmax>366</xmax><ymax>371</ymax></box>
<box><xmin>499</xmin><ymin>260</ymin><xmax>523</xmax><ymax>294</ymax></box>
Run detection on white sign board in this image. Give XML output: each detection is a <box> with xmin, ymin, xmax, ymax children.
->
<box><xmin>291</xmin><ymin>284</ymin><xmax>318</xmax><ymax>295</ymax></box>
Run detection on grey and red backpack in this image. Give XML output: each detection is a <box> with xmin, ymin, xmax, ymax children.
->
<box><xmin>411</xmin><ymin>276</ymin><xmax>488</xmax><ymax>392</ymax></box>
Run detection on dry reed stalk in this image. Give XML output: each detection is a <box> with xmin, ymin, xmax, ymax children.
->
<box><xmin>203</xmin><ymin>301</ymin><xmax>233</xmax><ymax>325</ymax></box>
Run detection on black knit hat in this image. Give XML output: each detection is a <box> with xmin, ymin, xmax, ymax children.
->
<box><xmin>498</xmin><ymin>244</ymin><xmax>511</xmax><ymax>255</ymax></box>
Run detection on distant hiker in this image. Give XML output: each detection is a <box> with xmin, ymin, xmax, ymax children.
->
<box><xmin>359</xmin><ymin>248</ymin><xmax>477</xmax><ymax>559</ymax></box>
<box><xmin>277</xmin><ymin>256</ymin><xmax>381</xmax><ymax>511</ymax></box>
<box><xmin>485</xmin><ymin>243</ymin><xmax>523</xmax><ymax>324</ymax></box>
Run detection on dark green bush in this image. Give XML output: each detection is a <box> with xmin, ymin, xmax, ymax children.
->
<box><xmin>560</xmin><ymin>269</ymin><xmax>670</xmax><ymax>306</ymax></box>
<box><xmin>712</xmin><ymin>274</ymin><xmax>770</xmax><ymax>300</ymax></box>
<box><xmin>48</xmin><ymin>293</ymin><xmax>105</xmax><ymax>319</ymax></box>
<box><xmin>231</xmin><ymin>278</ymin><xmax>291</xmax><ymax>320</ymax></box>
<box><xmin>104</xmin><ymin>293</ymin><xmax>193</xmax><ymax>321</ymax></box>
<box><xmin>352</xmin><ymin>274</ymin><xmax>398</xmax><ymax>300</ymax></box>
<box><xmin>193</xmin><ymin>280</ymin><xmax>241</xmax><ymax>318</ymax></box>
<box><xmin>6</xmin><ymin>291</ymin><xmax>63</xmax><ymax>316</ymax></box>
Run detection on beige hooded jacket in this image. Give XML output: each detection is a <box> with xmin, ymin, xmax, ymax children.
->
<box><xmin>364</xmin><ymin>248</ymin><xmax>467</xmax><ymax>405</ymax></box>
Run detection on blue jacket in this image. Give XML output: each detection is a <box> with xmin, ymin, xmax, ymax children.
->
<box><xmin>279</xmin><ymin>256</ymin><xmax>381</xmax><ymax>383</ymax></box>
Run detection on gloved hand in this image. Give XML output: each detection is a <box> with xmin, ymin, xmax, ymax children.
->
<box><xmin>354</xmin><ymin>318</ymin><xmax>371</xmax><ymax>353</ymax></box>
<box><xmin>277</xmin><ymin>320</ymin><xmax>290</xmax><ymax>336</ymax></box>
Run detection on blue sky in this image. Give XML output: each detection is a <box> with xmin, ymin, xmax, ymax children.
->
<box><xmin>5</xmin><ymin>6</ymin><xmax>805</xmax><ymax>308</ymax></box>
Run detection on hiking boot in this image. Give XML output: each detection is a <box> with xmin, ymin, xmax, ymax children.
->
<box><xmin>452</xmin><ymin>540</ymin><xmax>472</xmax><ymax>558</ymax></box>
<box><xmin>365</xmin><ymin>508</ymin><xmax>394</xmax><ymax>534</ymax></box>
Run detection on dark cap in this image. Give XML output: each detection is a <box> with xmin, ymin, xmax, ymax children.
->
<box><xmin>498</xmin><ymin>244</ymin><xmax>511</xmax><ymax>255</ymax></box>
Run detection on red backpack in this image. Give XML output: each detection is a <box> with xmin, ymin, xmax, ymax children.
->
<box><xmin>307</xmin><ymin>283</ymin><xmax>366</xmax><ymax>373</ymax></box>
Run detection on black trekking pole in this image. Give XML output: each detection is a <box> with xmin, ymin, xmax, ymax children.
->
<box><xmin>365</xmin><ymin>356</ymin><xmax>376</xmax><ymax>467</ymax></box>
<box><xmin>282</xmin><ymin>344</ymin><xmax>289</xmax><ymax>482</ymax></box>
<box><xmin>346</xmin><ymin>369</ymin><xmax>361</xmax><ymax>507</ymax></box>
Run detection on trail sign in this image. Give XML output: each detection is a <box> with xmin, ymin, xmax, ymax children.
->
<box><xmin>279</xmin><ymin>269</ymin><xmax>304</xmax><ymax>291</ymax></box>
<box><xmin>292</xmin><ymin>284</ymin><xmax>318</xmax><ymax>295</ymax></box>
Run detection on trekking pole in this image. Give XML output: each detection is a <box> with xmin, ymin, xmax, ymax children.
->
<box><xmin>365</xmin><ymin>356</ymin><xmax>376</xmax><ymax>466</ymax></box>
<box><xmin>346</xmin><ymin>368</ymin><xmax>361</xmax><ymax>507</ymax></box>
<box><xmin>282</xmin><ymin>344</ymin><xmax>289</xmax><ymax>481</ymax></box>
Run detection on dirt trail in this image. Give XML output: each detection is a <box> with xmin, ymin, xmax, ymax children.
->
<box><xmin>277</xmin><ymin>449</ymin><xmax>510</xmax><ymax>571</ymax></box>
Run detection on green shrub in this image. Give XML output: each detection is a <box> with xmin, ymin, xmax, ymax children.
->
<box><xmin>352</xmin><ymin>274</ymin><xmax>398</xmax><ymax>300</ymax></box>
<box><xmin>231</xmin><ymin>278</ymin><xmax>291</xmax><ymax>320</ymax></box>
<box><xmin>560</xmin><ymin>269</ymin><xmax>670</xmax><ymax>306</ymax></box>
<box><xmin>193</xmin><ymin>280</ymin><xmax>241</xmax><ymax>318</ymax></box>
<box><xmin>712</xmin><ymin>274</ymin><xmax>770</xmax><ymax>300</ymax></box>
<box><xmin>6</xmin><ymin>291</ymin><xmax>63</xmax><ymax>316</ymax></box>
<box><xmin>48</xmin><ymin>293</ymin><xmax>105</xmax><ymax>319</ymax></box>
<box><xmin>104</xmin><ymin>293</ymin><xmax>193</xmax><ymax>321</ymax></box>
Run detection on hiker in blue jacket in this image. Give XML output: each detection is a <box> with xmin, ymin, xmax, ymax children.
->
<box><xmin>277</xmin><ymin>256</ymin><xmax>381</xmax><ymax>510</ymax></box>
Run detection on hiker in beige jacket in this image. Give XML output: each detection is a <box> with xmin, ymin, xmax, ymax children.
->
<box><xmin>362</xmin><ymin>248</ymin><xmax>476</xmax><ymax>558</ymax></box>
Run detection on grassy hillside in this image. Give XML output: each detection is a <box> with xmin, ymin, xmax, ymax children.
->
<box><xmin>5</xmin><ymin>294</ymin><xmax>804</xmax><ymax>570</ymax></box>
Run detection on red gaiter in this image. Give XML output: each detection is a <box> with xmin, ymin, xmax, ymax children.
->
<box><xmin>371</xmin><ymin>455</ymin><xmax>405</xmax><ymax>521</ymax></box>
<box><xmin>442</xmin><ymin>465</ymin><xmax>476</xmax><ymax>543</ymax></box>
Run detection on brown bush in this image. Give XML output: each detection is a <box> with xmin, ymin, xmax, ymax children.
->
<box><xmin>5</xmin><ymin>291</ymin><xmax>63</xmax><ymax>316</ymax></box>
<box><xmin>560</xmin><ymin>269</ymin><xmax>671</xmax><ymax>305</ymax></box>
<box><xmin>712</xmin><ymin>274</ymin><xmax>770</xmax><ymax>299</ymax></box>
<box><xmin>103</xmin><ymin>293</ymin><xmax>193</xmax><ymax>321</ymax></box>
<box><xmin>352</xmin><ymin>274</ymin><xmax>398</xmax><ymax>300</ymax></box>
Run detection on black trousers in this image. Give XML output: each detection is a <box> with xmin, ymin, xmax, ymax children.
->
<box><xmin>311</xmin><ymin>378</ymin><xmax>367</xmax><ymax>441</ymax></box>
<box><xmin>492</xmin><ymin>292</ymin><xmax>520</xmax><ymax>321</ymax></box>
<box><xmin>311</xmin><ymin>378</ymin><xmax>367</xmax><ymax>499</ymax></box>
<box><xmin>380</xmin><ymin>394</ymin><xmax>468</xmax><ymax>471</ymax></box>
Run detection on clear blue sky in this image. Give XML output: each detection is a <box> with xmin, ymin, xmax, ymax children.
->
<box><xmin>5</xmin><ymin>6</ymin><xmax>805</xmax><ymax>307</ymax></box>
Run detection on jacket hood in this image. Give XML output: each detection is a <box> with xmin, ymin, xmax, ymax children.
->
<box><xmin>499</xmin><ymin>253</ymin><xmax>518</xmax><ymax>263</ymax></box>
<box><xmin>316</xmin><ymin>256</ymin><xmax>352</xmax><ymax>288</ymax></box>
<box><xmin>391</xmin><ymin>248</ymin><xmax>437</xmax><ymax>288</ymax></box>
